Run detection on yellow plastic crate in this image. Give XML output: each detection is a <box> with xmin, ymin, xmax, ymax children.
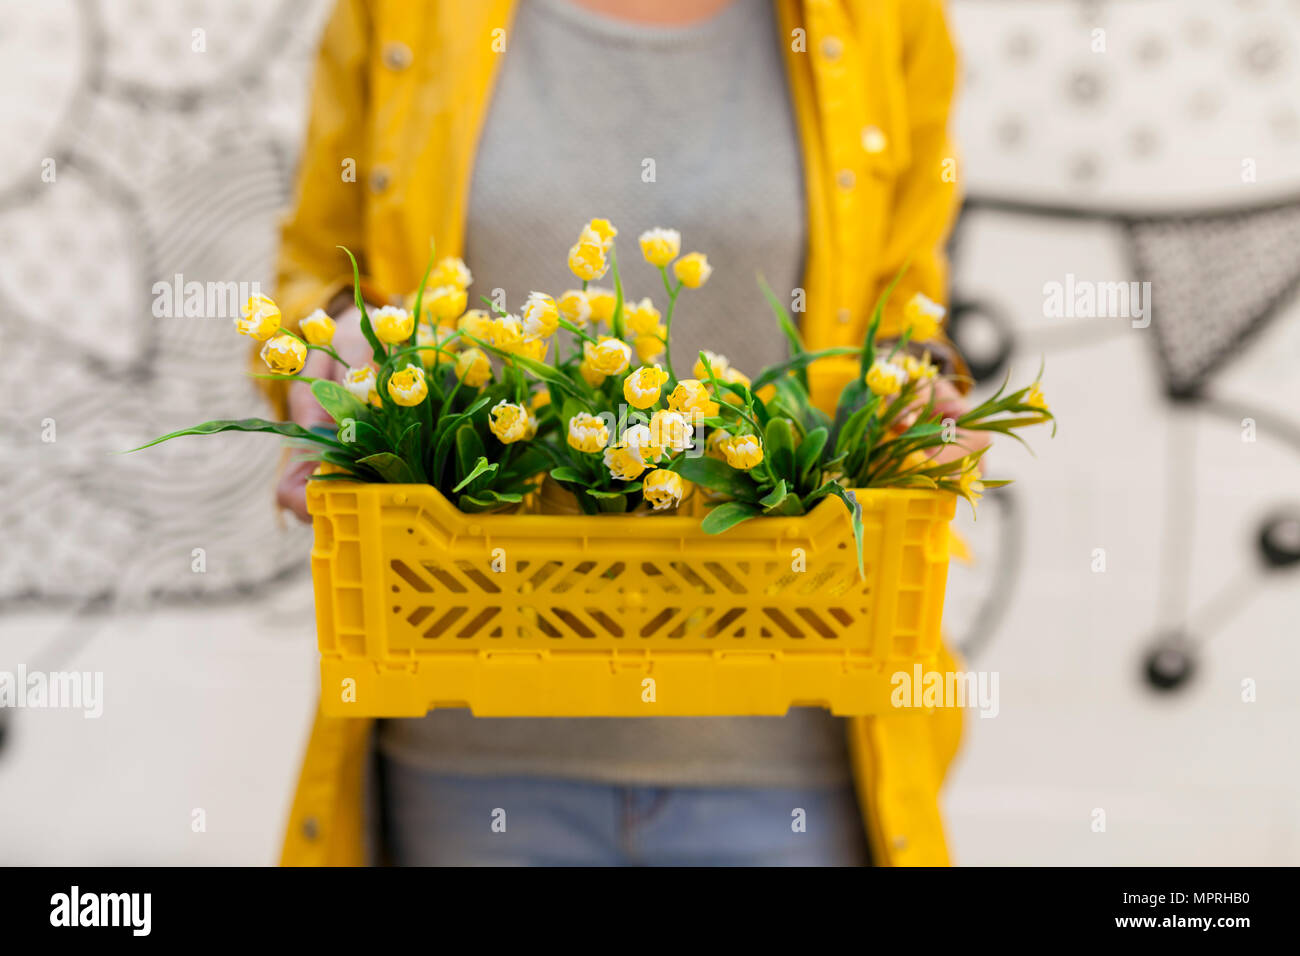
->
<box><xmin>307</xmin><ymin>481</ymin><xmax>955</xmax><ymax>717</ymax></box>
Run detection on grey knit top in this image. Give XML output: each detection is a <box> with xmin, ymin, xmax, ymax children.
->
<box><xmin>377</xmin><ymin>0</ymin><xmax>852</xmax><ymax>788</ymax></box>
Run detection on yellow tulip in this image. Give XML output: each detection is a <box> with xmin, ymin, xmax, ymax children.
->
<box><xmin>299</xmin><ymin>308</ymin><xmax>335</xmax><ymax>346</ymax></box>
<box><xmin>430</xmin><ymin>256</ymin><xmax>472</xmax><ymax>290</ymax></box>
<box><xmin>624</xmin><ymin>297</ymin><xmax>662</xmax><ymax>336</ymax></box>
<box><xmin>623</xmin><ymin>365</ymin><xmax>669</xmax><ymax>410</ymax></box>
<box><xmin>634</xmin><ymin>329</ymin><xmax>666</xmax><ymax>363</ymax></box>
<box><xmin>343</xmin><ymin>367</ymin><xmax>380</xmax><ymax>406</ymax></box>
<box><xmin>903</xmin><ymin>292</ymin><xmax>945</xmax><ymax>343</ymax></box>
<box><xmin>236</xmin><ymin>293</ymin><xmax>281</xmax><ymax>340</ymax></box>
<box><xmin>673</xmin><ymin>252</ymin><xmax>712</xmax><ymax>289</ymax></box>
<box><xmin>718</xmin><ymin>433</ymin><xmax>764</xmax><ymax>471</ymax></box>
<box><xmin>638</xmin><ymin>227</ymin><xmax>681</xmax><ymax>268</ymax></box>
<box><xmin>489</xmin><ymin>400</ymin><xmax>535</xmax><ymax>444</ymax></box>
<box><xmin>455</xmin><ymin>347</ymin><xmax>492</xmax><ymax>387</ymax></box>
<box><xmin>260</xmin><ymin>333</ymin><xmax>307</xmax><ymax>375</ymax></box>
<box><xmin>387</xmin><ymin>365</ymin><xmax>428</xmax><ymax>406</ymax></box>
<box><xmin>372</xmin><ymin>305</ymin><xmax>413</xmax><ymax>345</ymax></box>
<box><xmin>642</xmin><ymin>469</ymin><xmax>686</xmax><ymax>511</ymax></box>
<box><xmin>585</xmin><ymin>218</ymin><xmax>618</xmax><ymax>250</ymax></box>
<box><xmin>521</xmin><ymin>291</ymin><xmax>559</xmax><ymax>340</ymax></box>
<box><xmin>586</xmin><ymin>287</ymin><xmax>616</xmax><ymax>324</ymax></box>
<box><xmin>866</xmin><ymin>359</ymin><xmax>907</xmax><ymax>397</ymax></box>
<box><xmin>567</xmin><ymin>412</ymin><xmax>610</xmax><ymax>453</ymax></box>
<box><xmin>667</xmin><ymin>379</ymin><xmax>720</xmax><ymax>421</ymax></box>
<box><xmin>604</xmin><ymin>443</ymin><xmax>650</xmax><ymax>481</ymax></box>
<box><xmin>583</xmin><ymin>337</ymin><xmax>632</xmax><ymax>376</ymax></box>
<box><xmin>427</xmin><ymin>285</ymin><xmax>468</xmax><ymax>323</ymax></box>
<box><xmin>557</xmin><ymin>289</ymin><xmax>592</xmax><ymax>327</ymax></box>
<box><xmin>568</xmin><ymin>233</ymin><xmax>607</xmax><ymax>281</ymax></box>
<box><xmin>649</xmin><ymin>409</ymin><xmax>695</xmax><ymax>453</ymax></box>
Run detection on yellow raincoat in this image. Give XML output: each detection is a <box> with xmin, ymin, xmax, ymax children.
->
<box><xmin>275</xmin><ymin>0</ymin><xmax>965</xmax><ymax>866</ymax></box>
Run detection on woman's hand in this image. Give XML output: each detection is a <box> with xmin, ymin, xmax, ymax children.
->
<box><xmin>905</xmin><ymin>377</ymin><xmax>992</xmax><ymax>467</ymax></box>
<box><xmin>275</xmin><ymin>305</ymin><xmax>372</xmax><ymax>522</ymax></box>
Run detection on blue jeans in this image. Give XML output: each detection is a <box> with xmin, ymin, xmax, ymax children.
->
<box><xmin>381</xmin><ymin>760</ymin><xmax>870</xmax><ymax>866</ymax></box>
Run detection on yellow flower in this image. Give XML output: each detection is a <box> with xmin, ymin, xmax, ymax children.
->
<box><xmin>568</xmin><ymin>232</ymin><xmax>608</xmax><ymax>281</ymax></box>
<box><xmin>557</xmin><ymin>289</ymin><xmax>592</xmax><ymax>327</ymax></box>
<box><xmin>673</xmin><ymin>251</ymin><xmax>712</xmax><ymax>289</ymax></box>
<box><xmin>260</xmin><ymin>333</ymin><xmax>307</xmax><ymax>375</ymax></box>
<box><xmin>722</xmin><ymin>366</ymin><xmax>751</xmax><ymax>389</ymax></box>
<box><xmin>458</xmin><ymin>309</ymin><xmax>495</xmax><ymax>342</ymax></box>
<box><xmin>583</xmin><ymin>336</ymin><xmax>632</xmax><ymax>376</ymax></box>
<box><xmin>1024</xmin><ymin>383</ymin><xmax>1049</xmax><ymax>413</ymax></box>
<box><xmin>585</xmin><ymin>218</ymin><xmax>617</xmax><ymax>250</ymax></box>
<box><xmin>344</xmin><ymin>367</ymin><xmax>380</xmax><ymax>406</ymax></box>
<box><xmin>634</xmin><ymin>329</ymin><xmax>667</xmax><ymax>362</ymax></box>
<box><xmin>718</xmin><ymin>433</ymin><xmax>764</xmax><ymax>471</ymax></box>
<box><xmin>521</xmin><ymin>291</ymin><xmax>559</xmax><ymax>340</ymax></box>
<box><xmin>586</xmin><ymin>287</ymin><xmax>616</xmax><ymax>325</ymax></box>
<box><xmin>705</xmin><ymin>429</ymin><xmax>729</xmax><ymax>460</ymax></box>
<box><xmin>623</xmin><ymin>365</ymin><xmax>669</xmax><ymax>410</ymax></box>
<box><xmin>624</xmin><ymin>297</ymin><xmax>662</xmax><ymax>336</ymax></box>
<box><xmin>903</xmin><ymin>292</ymin><xmax>945</xmax><ymax>343</ymax></box>
<box><xmin>299</xmin><ymin>308</ymin><xmax>336</xmax><ymax>346</ymax></box>
<box><xmin>694</xmin><ymin>350</ymin><xmax>729</xmax><ymax>380</ymax></box>
<box><xmin>387</xmin><ymin>365</ymin><xmax>428</xmax><ymax>406</ymax></box>
<box><xmin>372</xmin><ymin>305</ymin><xmax>414</xmax><ymax>345</ymax></box>
<box><xmin>667</xmin><ymin>379</ymin><xmax>720</xmax><ymax>421</ymax></box>
<box><xmin>530</xmin><ymin>389</ymin><xmax>551</xmax><ymax>411</ymax></box>
<box><xmin>236</xmin><ymin>293</ymin><xmax>281</xmax><ymax>340</ymax></box>
<box><xmin>517</xmin><ymin>337</ymin><xmax>549</xmax><ymax>362</ymax></box>
<box><xmin>958</xmin><ymin>468</ymin><xmax>985</xmax><ymax>507</ymax></box>
<box><xmin>579</xmin><ymin>361</ymin><xmax>607</xmax><ymax>387</ymax></box>
<box><xmin>489</xmin><ymin>400</ymin><xmax>535</xmax><ymax>444</ymax></box>
<box><xmin>430</xmin><ymin>256</ymin><xmax>472</xmax><ymax>290</ymax></box>
<box><xmin>455</xmin><ymin>347</ymin><xmax>492</xmax><ymax>387</ymax></box>
<box><xmin>622</xmin><ymin>423</ymin><xmax>664</xmax><ymax>463</ymax></box>
<box><xmin>489</xmin><ymin>314</ymin><xmax>525</xmax><ymax>354</ymax></box>
<box><xmin>903</xmin><ymin>353</ymin><xmax>937</xmax><ymax>383</ymax></box>
<box><xmin>427</xmin><ymin>285</ymin><xmax>468</xmax><ymax>323</ymax></box>
<box><xmin>643</xmin><ymin>469</ymin><xmax>686</xmax><ymax>511</ymax></box>
<box><xmin>604</xmin><ymin>443</ymin><xmax>650</xmax><ymax>481</ymax></box>
<box><xmin>417</xmin><ymin>322</ymin><xmax>458</xmax><ymax>364</ymax></box>
<box><xmin>866</xmin><ymin>359</ymin><xmax>907</xmax><ymax>397</ymax></box>
<box><xmin>638</xmin><ymin>227</ymin><xmax>681</xmax><ymax>268</ymax></box>
<box><xmin>567</xmin><ymin>412</ymin><xmax>611</xmax><ymax>453</ymax></box>
<box><xmin>649</xmin><ymin>409</ymin><xmax>695</xmax><ymax>453</ymax></box>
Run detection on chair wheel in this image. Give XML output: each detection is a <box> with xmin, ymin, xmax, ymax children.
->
<box><xmin>1144</xmin><ymin>639</ymin><xmax>1196</xmax><ymax>692</ymax></box>
<box><xmin>1258</xmin><ymin>511</ymin><xmax>1300</xmax><ymax>568</ymax></box>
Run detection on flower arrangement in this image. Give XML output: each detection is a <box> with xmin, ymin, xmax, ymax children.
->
<box><xmin>130</xmin><ymin>217</ymin><xmax>1053</xmax><ymax>569</ymax></box>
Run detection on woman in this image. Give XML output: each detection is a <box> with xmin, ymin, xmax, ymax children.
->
<box><xmin>273</xmin><ymin>0</ymin><xmax>966</xmax><ymax>866</ymax></box>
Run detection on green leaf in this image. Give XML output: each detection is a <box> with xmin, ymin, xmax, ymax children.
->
<box><xmin>751</xmin><ymin>346</ymin><xmax>859</xmax><ymax>391</ymax></box>
<box><xmin>310</xmin><ymin>379</ymin><xmax>368</xmax><ymax>426</ymax></box>
<box><xmin>670</xmin><ymin>455</ymin><xmax>761</xmax><ymax>500</ymax></box>
<box><xmin>502</xmin><ymin>352</ymin><xmax>589</xmax><ymax>401</ymax></box>
<box><xmin>764</xmin><ymin>417</ymin><xmax>797</xmax><ymax>483</ymax></box>
<box><xmin>338</xmin><ymin>245</ymin><xmax>388</xmax><ymax>364</ymax></box>
<box><xmin>452</xmin><ymin>455</ymin><xmax>497</xmax><ymax>493</ymax></box>
<box><xmin>827</xmin><ymin>485</ymin><xmax>865</xmax><ymax>579</ymax></box>
<box><xmin>454</xmin><ymin>424</ymin><xmax>487</xmax><ymax>486</ymax></box>
<box><xmin>549</xmin><ymin>466</ymin><xmax>586</xmax><ymax>484</ymax></box>
<box><xmin>458</xmin><ymin>490</ymin><xmax>523</xmax><ymax>513</ymax></box>
<box><xmin>701</xmin><ymin>501</ymin><xmax>763</xmax><ymax>534</ymax></box>
<box><xmin>396</xmin><ymin>422</ymin><xmax>426</xmax><ymax>482</ymax></box>
<box><xmin>355</xmin><ymin>452</ymin><xmax>415</xmax><ymax>484</ymax></box>
<box><xmin>122</xmin><ymin>418</ymin><xmax>347</xmax><ymax>453</ymax></box>
<box><xmin>796</xmin><ymin>426</ymin><xmax>829</xmax><ymax>489</ymax></box>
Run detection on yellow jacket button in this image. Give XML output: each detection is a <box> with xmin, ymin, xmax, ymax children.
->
<box><xmin>821</xmin><ymin>36</ymin><xmax>843</xmax><ymax>60</ymax></box>
<box><xmin>383</xmin><ymin>42</ymin><xmax>413</xmax><ymax>70</ymax></box>
<box><xmin>837</xmin><ymin>168</ymin><xmax>856</xmax><ymax>190</ymax></box>
<box><xmin>862</xmin><ymin>125</ymin><xmax>887</xmax><ymax>154</ymax></box>
<box><xmin>369</xmin><ymin>167</ymin><xmax>391</xmax><ymax>193</ymax></box>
